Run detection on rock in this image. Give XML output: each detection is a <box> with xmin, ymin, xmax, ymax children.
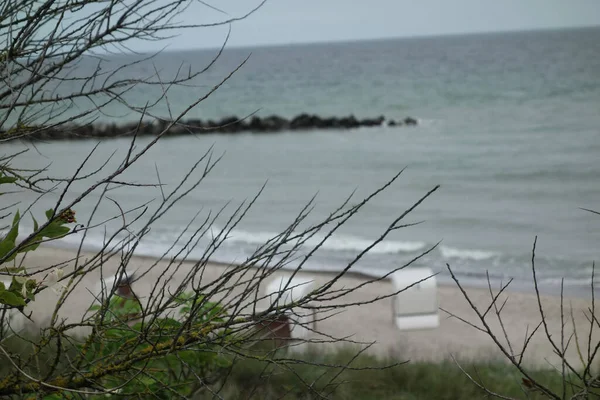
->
<box><xmin>360</xmin><ymin>117</ymin><xmax>384</xmax><ymax>127</ymax></box>
<box><xmin>184</xmin><ymin>119</ymin><xmax>204</xmax><ymax>134</ymax></box>
<box><xmin>247</xmin><ymin>116</ymin><xmax>264</xmax><ymax>131</ymax></box>
<box><xmin>404</xmin><ymin>117</ymin><xmax>418</xmax><ymax>126</ymax></box>
<box><xmin>152</xmin><ymin>119</ymin><xmax>170</xmax><ymax>135</ymax></box>
<box><xmin>339</xmin><ymin>115</ymin><xmax>360</xmax><ymax>129</ymax></box>
<box><xmin>13</xmin><ymin>113</ymin><xmax>418</xmax><ymax>141</ymax></box>
<box><xmin>319</xmin><ymin>117</ymin><xmax>338</xmax><ymax>129</ymax></box>
<box><xmin>261</xmin><ymin>115</ymin><xmax>288</xmax><ymax>132</ymax></box>
<box><xmin>290</xmin><ymin>113</ymin><xmax>313</xmax><ymax>130</ymax></box>
<box><xmin>166</xmin><ymin>124</ymin><xmax>186</xmax><ymax>136</ymax></box>
<box><xmin>216</xmin><ymin>116</ymin><xmax>240</xmax><ymax>133</ymax></box>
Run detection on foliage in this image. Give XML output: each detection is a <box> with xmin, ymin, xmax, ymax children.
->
<box><xmin>0</xmin><ymin>337</ymin><xmax>589</xmax><ymax>400</ymax></box>
<box><xmin>216</xmin><ymin>349</ymin><xmax>575</xmax><ymax>400</ymax></box>
<box><xmin>0</xmin><ymin>205</ymin><xmax>75</xmax><ymax>305</ymax></box>
<box><xmin>78</xmin><ymin>294</ymin><xmax>232</xmax><ymax>398</ymax></box>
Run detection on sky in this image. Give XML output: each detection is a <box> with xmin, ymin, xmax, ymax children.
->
<box><xmin>135</xmin><ymin>0</ymin><xmax>600</xmax><ymax>51</ymax></box>
<box><xmin>96</xmin><ymin>0</ymin><xmax>600</xmax><ymax>51</ymax></box>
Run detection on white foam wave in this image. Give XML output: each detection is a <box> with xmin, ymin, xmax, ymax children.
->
<box><xmin>15</xmin><ymin>222</ymin><xmax>426</xmax><ymax>259</ymax></box>
<box><xmin>220</xmin><ymin>227</ymin><xmax>426</xmax><ymax>255</ymax></box>
<box><xmin>413</xmin><ymin>118</ymin><xmax>438</xmax><ymax>127</ymax></box>
<box><xmin>539</xmin><ymin>277</ymin><xmax>593</xmax><ymax>287</ymax></box>
<box><xmin>439</xmin><ymin>245</ymin><xmax>499</xmax><ymax>261</ymax></box>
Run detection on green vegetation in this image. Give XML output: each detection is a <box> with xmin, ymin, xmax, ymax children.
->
<box><xmin>0</xmin><ymin>333</ymin><xmax>583</xmax><ymax>400</ymax></box>
<box><xmin>200</xmin><ymin>350</ymin><xmax>599</xmax><ymax>400</ymax></box>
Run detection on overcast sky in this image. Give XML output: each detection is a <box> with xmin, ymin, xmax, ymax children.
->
<box><xmin>141</xmin><ymin>0</ymin><xmax>600</xmax><ymax>51</ymax></box>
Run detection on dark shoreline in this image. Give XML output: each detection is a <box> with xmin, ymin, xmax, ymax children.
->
<box><xmin>4</xmin><ymin>113</ymin><xmax>417</xmax><ymax>140</ymax></box>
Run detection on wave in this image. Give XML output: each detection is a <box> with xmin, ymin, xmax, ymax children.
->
<box><xmin>6</xmin><ymin>223</ymin><xmax>427</xmax><ymax>258</ymax></box>
<box><xmin>491</xmin><ymin>168</ymin><xmax>599</xmax><ymax>181</ymax></box>
<box><xmin>222</xmin><ymin>227</ymin><xmax>427</xmax><ymax>255</ymax></box>
<box><xmin>538</xmin><ymin>277</ymin><xmax>593</xmax><ymax>287</ymax></box>
<box><xmin>9</xmin><ymin>225</ymin><xmax>596</xmax><ymax>296</ymax></box>
<box><xmin>439</xmin><ymin>245</ymin><xmax>499</xmax><ymax>261</ymax></box>
<box><xmin>411</xmin><ymin>118</ymin><xmax>439</xmax><ymax>128</ymax></box>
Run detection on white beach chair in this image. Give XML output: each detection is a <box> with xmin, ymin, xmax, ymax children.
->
<box><xmin>260</xmin><ymin>275</ymin><xmax>316</xmax><ymax>342</ymax></box>
<box><xmin>390</xmin><ymin>267</ymin><xmax>439</xmax><ymax>330</ymax></box>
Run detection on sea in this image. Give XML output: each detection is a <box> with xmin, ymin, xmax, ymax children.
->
<box><xmin>3</xmin><ymin>27</ymin><xmax>600</xmax><ymax>295</ymax></box>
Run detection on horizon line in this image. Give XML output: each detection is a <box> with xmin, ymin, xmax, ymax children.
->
<box><xmin>160</xmin><ymin>24</ymin><xmax>600</xmax><ymax>54</ymax></box>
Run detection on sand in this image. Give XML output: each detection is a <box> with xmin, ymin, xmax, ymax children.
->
<box><xmin>10</xmin><ymin>246</ymin><xmax>599</xmax><ymax>369</ymax></box>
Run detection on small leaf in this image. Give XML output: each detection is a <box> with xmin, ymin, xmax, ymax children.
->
<box><xmin>1</xmin><ymin>267</ymin><xmax>24</xmax><ymax>274</ymax></box>
<box><xmin>7</xmin><ymin>211</ymin><xmax>20</xmax><ymax>242</ymax></box>
<box><xmin>0</xmin><ymin>289</ymin><xmax>26</xmax><ymax>306</ymax></box>
<box><xmin>38</xmin><ymin>223</ymin><xmax>69</xmax><ymax>239</ymax></box>
<box><xmin>159</xmin><ymin>318</ymin><xmax>181</xmax><ymax>329</ymax></box>
<box><xmin>9</xmin><ymin>276</ymin><xmax>23</xmax><ymax>292</ymax></box>
<box><xmin>25</xmin><ymin>279</ymin><xmax>36</xmax><ymax>300</ymax></box>
<box><xmin>0</xmin><ymin>210</ymin><xmax>20</xmax><ymax>261</ymax></box>
<box><xmin>139</xmin><ymin>376</ymin><xmax>157</xmax><ymax>386</ymax></box>
<box><xmin>14</xmin><ymin>276</ymin><xmax>27</xmax><ymax>285</ymax></box>
<box><xmin>214</xmin><ymin>356</ymin><xmax>232</xmax><ymax>368</ymax></box>
<box><xmin>0</xmin><ymin>176</ymin><xmax>17</xmax><ymax>185</ymax></box>
<box><xmin>21</xmin><ymin>215</ymin><xmax>41</xmax><ymax>253</ymax></box>
<box><xmin>0</xmin><ymin>242</ymin><xmax>16</xmax><ymax>262</ymax></box>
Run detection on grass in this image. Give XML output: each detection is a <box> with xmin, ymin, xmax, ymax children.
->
<box><xmin>207</xmin><ymin>346</ymin><xmax>570</xmax><ymax>399</ymax></box>
<box><xmin>0</xmin><ymin>332</ymin><xmax>594</xmax><ymax>399</ymax></box>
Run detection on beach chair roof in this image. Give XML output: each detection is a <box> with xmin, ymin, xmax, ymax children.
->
<box><xmin>266</xmin><ymin>275</ymin><xmax>314</xmax><ymax>307</ymax></box>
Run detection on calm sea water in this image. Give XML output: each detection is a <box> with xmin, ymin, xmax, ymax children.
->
<box><xmin>3</xmin><ymin>27</ymin><xmax>600</xmax><ymax>294</ymax></box>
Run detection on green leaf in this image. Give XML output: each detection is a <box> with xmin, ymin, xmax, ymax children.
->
<box><xmin>0</xmin><ymin>210</ymin><xmax>20</xmax><ymax>261</ymax></box>
<box><xmin>21</xmin><ymin>215</ymin><xmax>41</xmax><ymax>253</ymax></box>
<box><xmin>23</xmin><ymin>214</ymin><xmax>70</xmax><ymax>253</ymax></box>
<box><xmin>25</xmin><ymin>279</ymin><xmax>36</xmax><ymax>300</ymax></box>
<box><xmin>121</xmin><ymin>298</ymin><xmax>142</xmax><ymax>314</ymax></box>
<box><xmin>0</xmin><ymin>176</ymin><xmax>17</xmax><ymax>185</ymax></box>
<box><xmin>139</xmin><ymin>376</ymin><xmax>157</xmax><ymax>386</ymax></box>
<box><xmin>9</xmin><ymin>276</ymin><xmax>23</xmax><ymax>293</ymax></box>
<box><xmin>0</xmin><ymin>242</ymin><xmax>17</xmax><ymax>261</ymax></box>
<box><xmin>0</xmin><ymin>288</ymin><xmax>26</xmax><ymax>306</ymax></box>
<box><xmin>38</xmin><ymin>223</ymin><xmax>69</xmax><ymax>239</ymax></box>
<box><xmin>130</xmin><ymin>321</ymin><xmax>145</xmax><ymax>331</ymax></box>
<box><xmin>158</xmin><ymin>318</ymin><xmax>181</xmax><ymax>329</ymax></box>
<box><xmin>214</xmin><ymin>355</ymin><xmax>232</xmax><ymax>368</ymax></box>
<box><xmin>7</xmin><ymin>211</ymin><xmax>20</xmax><ymax>243</ymax></box>
<box><xmin>45</xmin><ymin>209</ymin><xmax>54</xmax><ymax>220</ymax></box>
<box><xmin>1</xmin><ymin>267</ymin><xmax>24</xmax><ymax>274</ymax></box>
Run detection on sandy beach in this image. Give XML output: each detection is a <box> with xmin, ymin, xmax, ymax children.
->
<box><xmin>13</xmin><ymin>246</ymin><xmax>598</xmax><ymax>369</ymax></box>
